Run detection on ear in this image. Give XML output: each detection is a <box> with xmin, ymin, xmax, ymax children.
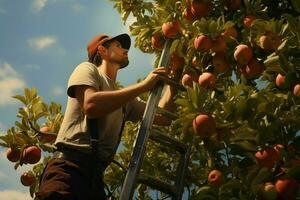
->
<box><xmin>97</xmin><ymin>45</ymin><xmax>107</xmax><ymax>57</ymax></box>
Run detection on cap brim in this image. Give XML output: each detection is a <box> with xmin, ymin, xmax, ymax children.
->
<box><xmin>105</xmin><ymin>33</ymin><xmax>131</xmax><ymax>50</ymax></box>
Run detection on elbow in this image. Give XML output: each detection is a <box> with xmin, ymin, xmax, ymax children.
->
<box><xmin>84</xmin><ymin>102</ymin><xmax>98</xmax><ymax>119</ymax></box>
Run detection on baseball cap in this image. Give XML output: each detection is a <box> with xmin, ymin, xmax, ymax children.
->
<box><xmin>87</xmin><ymin>33</ymin><xmax>131</xmax><ymax>62</ymax></box>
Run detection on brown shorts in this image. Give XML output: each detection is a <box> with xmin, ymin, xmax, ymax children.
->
<box><xmin>34</xmin><ymin>156</ymin><xmax>107</xmax><ymax>200</ymax></box>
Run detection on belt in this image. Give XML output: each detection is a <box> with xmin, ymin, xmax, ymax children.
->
<box><xmin>52</xmin><ymin>148</ymin><xmax>109</xmax><ymax>170</ymax></box>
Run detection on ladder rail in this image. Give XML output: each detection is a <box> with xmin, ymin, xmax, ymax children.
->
<box><xmin>120</xmin><ymin>39</ymin><xmax>173</xmax><ymax>200</ymax></box>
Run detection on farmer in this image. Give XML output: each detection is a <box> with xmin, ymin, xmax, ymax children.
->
<box><xmin>35</xmin><ymin>33</ymin><xmax>176</xmax><ymax>200</ymax></box>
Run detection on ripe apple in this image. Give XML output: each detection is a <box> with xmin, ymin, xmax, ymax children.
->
<box><xmin>259</xmin><ymin>32</ymin><xmax>282</xmax><ymax>52</ymax></box>
<box><xmin>21</xmin><ymin>171</ymin><xmax>36</xmax><ymax>187</ymax></box>
<box><xmin>170</xmin><ymin>53</ymin><xmax>185</xmax><ymax>71</ymax></box>
<box><xmin>208</xmin><ymin>169</ymin><xmax>223</xmax><ymax>186</ymax></box>
<box><xmin>181</xmin><ymin>73</ymin><xmax>198</xmax><ymax>87</ymax></box>
<box><xmin>194</xmin><ymin>35</ymin><xmax>213</xmax><ymax>52</ymax></box>
<box><xmin>151</xmin><ymin>33</ymin><xmax>165</xmax><ymax>50</ymax></box>
<box><xmin>275</xmin><ymin>74</ymin><xmax>286</xmax><ymax>88</ymax></box>
<box><xmin>222</xmin><ymin>26</ymin><xmax>238</xmax><ymax>40</ymax></box>
<box><xmin>22</xmin><ymin>145</ymin><xmax>41</xmax><ymax>164</ymax></box>
<box><xmin>212</xmin><ymin>52</ymin><xmax>230</xmax><ymax>73</ymax></box>
<box><xmin>198</xmin><ymin>72</ymin><xmax>216</xmax><ymax>89</ymax></box>
<box><xmin>212</xmin><ymin>36</ymin><xmax>227</xmax><ymax>52</ymax></box>
<box><xmin>260</xmin><ymin>182</ymin><xmax>278</xmax><ymax>200</ymax></box>
<box><xmin>275</xmin><ymin>178</ymin><xmax>299</xmax><ymax>200</ymax></box>
<box><xmin>191</xmin><ymin>1</ymin><xmax>213</xmax><ymax>19</ymax></box>
<box><xmin>255</xmin><ymin>148</ymin><xmax>281</xmax><ymax>168</ymax></box>
<box><xmin>243</xmin><ymin>14</ymin><xmax>256</xmax><ymax>28</ymax></box>
<box><xmin>193</xmin><ymin>114</ymin><xmax>216</xmax><ymax>138</ymax></box>
<box><xmin>6</xmin><ymin>147</ymin><xmax>21</xmax><ymax>163</ymax></box>
<box><xmin>293</xmin><ymin>84</ymin><xmax>300</xmax><ymax>96</ymax></box>
<box><xmin>234</xmin><ymin>44</ymin><xmax>253</xmax><ymax>65</ymax></box>
<box><xmin>162</xmin><ymin>20</ymin><xmax>181</xmax><ymax>39</ymax></box>
<box><xmin>244</xmin><ymin>58</ymin><xmax>265</xmax><ymax>78</ymax></box>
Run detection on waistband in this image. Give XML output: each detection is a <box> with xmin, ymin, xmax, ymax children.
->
<box><xmin>53</xmin><ymin>147</ymin><xmax>109</xmax><ymax>170</ymax></box>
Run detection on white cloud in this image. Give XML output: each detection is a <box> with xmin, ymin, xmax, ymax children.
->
<box><xmin>27</xmin><ymin>36</ymin><xmax>57</xmax><ymax>50</ymax></box>
<box><xmin>0</xmin><ymin>62</ymin><xmax>26</xmax><ymax>106</ymax></box>
<box><xmin>0</xmin><ymin>190</ymin><xmax>31</xmax><ymax>200</ymax></box>
<box><xmin>31</xmin><ymin>0</ymin><xmax>48</xmax><ymax>13</ymax></box>
<box><xmin>51</xmin><ymin>86</ymin><xmax>64</xmax><ymax>96</ymax></box>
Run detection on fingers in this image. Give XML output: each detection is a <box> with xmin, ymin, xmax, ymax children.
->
<box><xmin>152</xmin><ymin>67</ymin><xmax>169</xmax><ymax>75</ymax></box>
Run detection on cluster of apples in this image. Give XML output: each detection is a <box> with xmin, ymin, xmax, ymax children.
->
<box><xmin>6</xmin><ymin>145</ymin><xmax>41</xmax><ymax>187</ymax></box>
<box><xmin>254</xmin><ymin>144</ymin><xmax>300</xmax><ymax>200</ymax></box>
<box><xmin>276</xmin><ymin>73</ymin><xmax>300</xmax><ymax>96</ymax></box>
<box><xmin>6</xmin><ymin>126</ymin><xmax>56</xmax><ymax>187</ymax></box>
<box><xmin>6</xmin><ymin>145</ymin><xmax>41</xmax><ymax>164</ymax></box>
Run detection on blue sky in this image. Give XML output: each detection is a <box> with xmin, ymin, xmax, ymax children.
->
<box><xmin>0</xmin><ymin>0</ymin><xmax>154</xmax><ymax>199</ymax></box>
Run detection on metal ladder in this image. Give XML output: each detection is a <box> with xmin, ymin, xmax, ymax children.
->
<box><xmin>119</xmin><ymin>39</ymin><xmax>190</xmax><ymax>200</ymax></box>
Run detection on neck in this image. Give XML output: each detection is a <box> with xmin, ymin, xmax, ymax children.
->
<box><xmin>98</xmin><ymin>60</ymin><xmax>119</xmax><ymax>81</ymax></box>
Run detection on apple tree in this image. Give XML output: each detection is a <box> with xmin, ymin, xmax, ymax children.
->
<box><xmin>106</xmin><ymin>0</ymin><xmax>300</xmax><ymax>199</ymax></box>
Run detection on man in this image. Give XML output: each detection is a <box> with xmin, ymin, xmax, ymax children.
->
<box><xmin>35</xmin><ymin>33</ymin><xmax>176</xmax><ymax>200</ymax></box>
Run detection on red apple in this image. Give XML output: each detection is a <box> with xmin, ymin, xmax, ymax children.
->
<box><xmin>181</xmin><ymin>73</ymin><xmax>198</xmax><ymax>87</ymax></box>
<box><xmin>255</xmin><ymin>148</ymin><xmax>281</xmax><ymax>168</ymax></box>
<box><xmin>243</xmin><ymin>14</ymin><xmax>256</xmax><ymax>28</ymax></box>
<box><xmin>212</xmin><ymin>52</ymin><xmax>230</xmax><ymax>73</ymax></box>
<box><xmin>259</xmin><ymin>32</ymin><xmax>282</xmax><ymax>52</ymax></box>
<box><xmin>162</xmin><ymin>20</ymin><xmax>181</xmax><ymax>38</ymax></box>
<box><xmin>234</xmin><ymin>44</ymin><xmax>253</xmax><ymax>65</ymax></box>
<box><xmin>6</xmin><ymin>147</ymin><xmax>21</xmax><ymax>163</ymax></box>
<box><xmin>151</xmin><ymin>33</ymin><xmax>165</xmax><ymax>50</ymax></box>
<box><xmin>275</xmin><ymin>74</ymin><xmax>286</xmax><ymax>88</ymax></box>
<box><xmin>293</xmin><ymin>84</ymin><xmax>300</xmax><ymax>96</ymax></box>
<box><xmin>275</xmin><ymin>178</ymin><xmax>299</xmax><ymax>200</ymax></box>
<box><xmin>21</xmin><ymin>171</ymin><xmax>36</xmax><ymax>186</ymax></box>
<box><xmin>194</xmin><ymin>35</ymin><xmax>213</xmax><ymax>52</ymax></box>
<box><xmin>193</xmin><ymin>114</ymin><xmax>216</xmax><ymax>138</ymax></box>
<box><xmin>198</xmin><ymin>72</ymin><xmax>216</xmax><ymax>89</ymax></box>
<box><xmin>208</xmin><ymin>169</ymin><xmax>223</xmax><ymax>186</ymax></box>
<box><xmin>22</xmin><ymin>145</ymin><xmax>41</xmax><ymax>164</ymax></box>
<box><xmin>191</xmin><ymin>1</ymin><xmax>213</xmax><ymax>19</ymax></box>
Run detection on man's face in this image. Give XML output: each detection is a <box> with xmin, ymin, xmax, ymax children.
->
<box><xmin>106</xmin><ymin>40</ymin><xmax>129</xmax><ymax>68</ymax></box>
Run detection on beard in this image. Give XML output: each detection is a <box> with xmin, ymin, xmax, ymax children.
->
<box><xmin>120</xmin><ymin>58</ymin><xmax>129</xmax><ymax>69</ymax></box>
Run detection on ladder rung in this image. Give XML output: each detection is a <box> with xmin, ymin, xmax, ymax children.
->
<box><xmin>156</xmin><ymin>107</ymin><xmax>178</xmax><ymax>120</ymax></box>
<box><xmin>150</xmin><ymin>129</ymin><xmax>188</xmax><ymax>153</ymax></box>
<box><xmin>138</xmin><ymin>173</ymin><xmax>177</xmax><ymax>197</ymax></box>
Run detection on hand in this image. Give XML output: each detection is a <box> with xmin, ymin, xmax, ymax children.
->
<box><xmin>141</xmin><ymin>67</ymin><xmax>169</xmax><ymax>91</ymax></box>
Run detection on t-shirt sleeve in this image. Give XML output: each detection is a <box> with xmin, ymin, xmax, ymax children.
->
<box><xmin>67</xmin><ymin>62</ymin><xmax>102</xmax><ymax>98</ymax></box>
<box><xmin>125</xmin><ymin>97</ymin><xmax>146</xmax><ymax>122</ymax></box>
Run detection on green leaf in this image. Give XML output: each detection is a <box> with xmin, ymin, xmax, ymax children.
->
<box><xmin>12</xmin><ymin>94</ymin><xmax>27</xmax><ymax>105</ymax></box>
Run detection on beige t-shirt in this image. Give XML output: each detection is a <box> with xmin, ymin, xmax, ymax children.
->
<box><xmin>55</xmin><ymin>62</ymin><xmax>145</xmax><ymax>161</ymax></box>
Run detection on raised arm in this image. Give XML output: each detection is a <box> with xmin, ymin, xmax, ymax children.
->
<box><xmin>75</xmin><ymin>67</ymin><xmax>168</xmax><ymax>118</ymax></box>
